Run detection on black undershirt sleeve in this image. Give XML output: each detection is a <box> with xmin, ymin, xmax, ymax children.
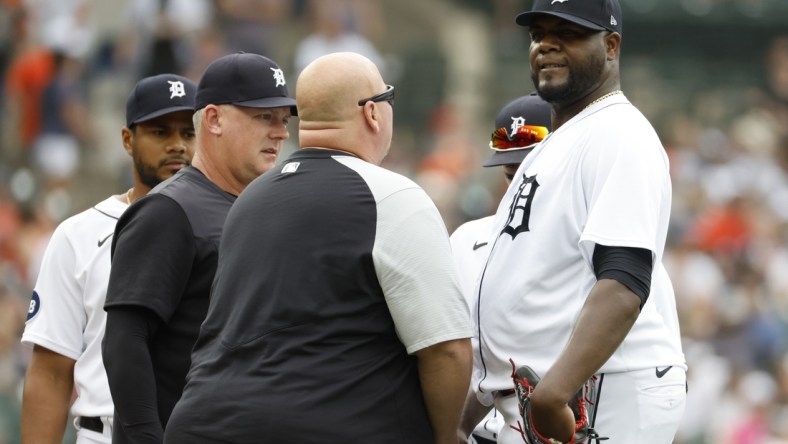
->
<box><xmin>592</xmin><ymin>244</ymin><xmax>653</xmax><ymax>310</ymax></box>
<box><xmin>102</xmin><ymin>306</ymin><xmax>163</xmax><ymax>444</ymax></box>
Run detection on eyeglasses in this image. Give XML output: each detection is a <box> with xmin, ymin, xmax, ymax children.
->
<box><xmin>489</xmin><ymin>125</ymin><xmax>549</xmax><ymax>151</ymax></box>
<box><xmin>358</xmin><ymin>85</ymin><xmax>395</xmax><ymax>106</ymax></box>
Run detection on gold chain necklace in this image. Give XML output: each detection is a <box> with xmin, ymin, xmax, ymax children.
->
<box><xmin>125</xmin><ymin>188</ymin><xmax>133</xmax><ymax>205</ymax></box>
<box><xmin>583</xmin><ymin>90</ymin><xmax>623</xmax><ymax>111</ymax></box>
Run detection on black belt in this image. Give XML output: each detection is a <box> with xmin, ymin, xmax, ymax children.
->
<box><xmin>496</xmin><ymin>388</ymin><xmax>515</xmax><ymax>398</ymax></box>
<box><xmin>79</xmin><ymin>416</ymin><xmax>104</xmax><ymax>433</ymax></box>
<box><xmin>472</xmin><ymin>434</ymin><xmax>497</xmax><ymax>444</ymax></box>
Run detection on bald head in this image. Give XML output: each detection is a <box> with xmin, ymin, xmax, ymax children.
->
<box><xmin>296</xmin><ymin>52</ymin><xmax>393</xmax><ymax>164</ymax></box>
<box><xmin>297</xmin><ymin>52</ymin><xmax>384</xmax><ymax>124</ymax></box>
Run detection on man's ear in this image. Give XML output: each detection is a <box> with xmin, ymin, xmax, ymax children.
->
<box><xmin>203</xmin><ymin>105</ymin><xmax>222</xmax><ymax>135</ymax></box>
<box><xmin>606</xmin><ymin>32</ymin><xmax>621</xmax><ymax>60</ymax></box>
<box><xmin>121</xmin><ymin>127</ymin><xmax>133</xmax><ymax>156</ymax></box>
<box><xmin>361</xmin><ymin>102</ymin><xmax>380</xmax><ymax>133</ymax></box>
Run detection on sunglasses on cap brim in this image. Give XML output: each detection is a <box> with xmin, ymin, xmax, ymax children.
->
<box><xmin>489</xmin><ymin>125</ymin><xmax>549</xmax><ymax>151</ymax></box>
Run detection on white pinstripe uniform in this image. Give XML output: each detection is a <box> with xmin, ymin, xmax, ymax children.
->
<box><xmin>451</xmin><ymin>215</ymin><xmax>503</xmax><ymax>442</ymax></box>
<box><xmin>22</xmin><ymin>196</ymin><xmax>127</xmax><ymax>443</ymax></box>
<box><xmin>474</xmin><ymin>95</ymin><xmax>687</xmax><ymax>444</ymax></box>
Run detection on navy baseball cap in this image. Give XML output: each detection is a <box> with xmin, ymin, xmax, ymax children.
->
<box><xmin>196</xmin><ymin>52</ymin><xmax>297</xmax><ymax>115</ymax></box>
<box><xmin>516</xmin><ymin>0</ymin><xmax>623</xmax><ymax>35</ymax></box>
<box><xmin>126</xmin><ymin>74</ymin><xmax>197</xmax><ymax>127</ymax></box>
<box><xmin>484</xmin><ymin>93</ymin><xmax>552</xmax><ymax>167</ymax></box>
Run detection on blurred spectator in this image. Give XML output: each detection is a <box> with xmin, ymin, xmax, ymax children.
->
<box><xmin>686</xmin><ymin>197</ymin><xmax>753</xmax><ymax>259</ymax></box>
<box><xmin>0</xmin><ymin>3</ymin><xmax>15</xmax><ymax>106</ymax></box>
<box><xmin>664</xmin><ymin>240</ymin><xmax>727</xmax><ymax>341</ymax></box>
<box><xmin>293</xmin><ymin>0</ymin><xmax>386</xmax><ymax>76</ymax></box>
<box><xmin>675</xmin><ymin>341</ymin><xmax>731</xmax><ymax>444</ymax></box>
<box><xmin>416</xmin><ymin>102</ymin><xmax>482</xmax><ymax>231</ymax></box>
<box><xmin>182</xmin><ymin>26</ymin><xmax>226</xmax><ymax>83</ymax></box>
<box><xmin>126</xmin><ymin>0</ymin><xmax>212</xmax><ymax>77</ymax></box>
<box><xmin>33</xmin><ymin>51</ymin><xmax>93</xmax><ymax>189</ymax></box>
<box><xmin>213</xmin><ymin>0</ymin><xmax>291</xmax><ymax>56</ymax></box>
<box><xmin>1</xmin><ymin>6</ymin><xmax>56</xmax><ymax>167</ymax></box>
<box><xmin>0</xmin><ymin>186</ymin><xmax>22</xmax><ymax>275</ymax></box>
<box><xmin>2</xmin><ymin>0</ymin><xmax>93</xmax><ymax>175</ymax></box>
<box><xmin>766</xmin><ymin>36</ymin><xmax>788</xmax><ymax>104</ymax></box>
<box><xmin>34</xmin><ymin>0</ymin><xmax>94</xmax><ymax>62</ymax></box>
<box><xmin>0</xmin><ymin>280</ymin><xmax>26</xmax><ymax>444</ymax></box>
<box><xmin>717</xmin><ymin>370</ymin><xmax>780</xmax><ymax>443</ymax></box>
<box><xmin>491</xmin><ymin>0</ymin><xmax>528</xmax><ymax>55</ymax></box>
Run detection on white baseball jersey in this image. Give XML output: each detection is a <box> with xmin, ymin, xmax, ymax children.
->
<box><xmin>450</xmin><ymin>215</ymin><xmax>495</xmax><ymax>382</ymax></box>
<box><xmin>22</xmin><ymin>195</ymin><xmax>127</xmax><ymax>419</ymax></box>
<box><xmin>475</xmin><ymin>94</ymin><xmax>686</xmax><ymax>398</ymax></box>
<box><xmin>450</xmin><ymin>215</ymin><xmax>504</xmax><ymax>441</ymax></box>
<box><xmin>451</xmin><ymin>215</ymin><xmax>496</xmax><ymax>307</ymax></box>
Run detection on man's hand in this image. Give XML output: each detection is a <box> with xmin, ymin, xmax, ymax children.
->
<box><xmin>510</xmin><ymin>362</ymin><xmax>592</xmax><ymax>444</ymax></box>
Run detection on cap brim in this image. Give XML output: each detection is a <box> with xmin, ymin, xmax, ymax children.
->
<box><xmin>130</xmin><ymin>106</ymin><xmax>196</xmax><ymax>126</ymax></box>
<box><xmin>234</xmin><ymin>96</ymin><xmax>298</xmax><ymax>116</ymax></box>
<box><xmin>482</xmin><ymin>147</ymin><xmax>534</xmax><ymax>167</ymax></box>
<box><xmin>515</xmin><ymin>11</ymin><xmax>606</xmax><ymax>31</ymax></box>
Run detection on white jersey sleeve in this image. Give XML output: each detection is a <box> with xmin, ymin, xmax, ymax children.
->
<box><xmin>24</xmin><ymin>221</ymin><xmax>89</xmax><ymax>359</ymax></box>
<box><xmin>21</xmin><ymin>196</ymin><xmax>127</xmax><ymax>418</ymax></box>
<box><xmin>578</xmin><ymin>107</ymin><xmax>671</xmax><ymax>265</ymax></box>
<box><xmin>450</xmin><ymin>215</ymin><xmax>495</xmax><ymax>302</ymax></box>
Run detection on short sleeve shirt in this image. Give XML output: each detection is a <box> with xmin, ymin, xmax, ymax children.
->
<box><xmin>104</xmin><ymin>167</ymin><xmax>235</xmax><ymax>426</ymax></box>
<box><xmin>475</xmin><ymin>96</ymin><xmax>686</xmax><ymax>396</ymax></box>
<box><xmin>165</xmin><ymin>149</ymin><xmax>472</xmax><ymax>443</ymax></box>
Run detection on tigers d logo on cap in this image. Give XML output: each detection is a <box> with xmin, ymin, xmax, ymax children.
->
<box><xmin>195</xmin><ymin>52</ymin><xmax>298</xmax><ymax>116</ymax></box>
<box><xmin>125</xmin><ymin>74</ymin><xmax>198</xmax><ymax>127</ymax></box>
<box><xmin>483</xmin><ymin>92</ymin><xmax>553</xmax><ymax>168</ymax></box>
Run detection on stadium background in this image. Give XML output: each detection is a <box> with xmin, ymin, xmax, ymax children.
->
<box><xmin>0</xmin><ymin>0</ymin><xmax>786</xmax><ymax>442</ymax></box>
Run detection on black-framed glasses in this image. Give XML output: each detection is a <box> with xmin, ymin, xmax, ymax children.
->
<box><xmin>358</xmin><ymin>85</ymin><xmax>395</xmax><ymax>106</ymax></box>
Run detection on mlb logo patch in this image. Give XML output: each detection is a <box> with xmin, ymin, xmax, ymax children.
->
<box><xmin>282</xmin><ymin>162</ymin><xmax>300</xmax><ymax>173</ymax></box>
<box><xmin>26</xmin><ymin>291</ymin><xmax>41</xmax><ymax>322</ymax></box>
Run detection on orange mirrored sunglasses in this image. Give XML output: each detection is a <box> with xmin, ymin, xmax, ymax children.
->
<box><xmin>489</xmin><ymin>125</ymin><xmax>549</xmax><ymax>151</ymax></box>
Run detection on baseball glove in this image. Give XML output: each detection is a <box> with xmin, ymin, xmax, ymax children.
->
<box><xmin>508</xmin><ymin>359</ymin><xmax>605</xmax><ymax>444</ymax></box>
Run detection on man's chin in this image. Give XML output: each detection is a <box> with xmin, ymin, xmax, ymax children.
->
<box><xmin>535</xmin><ymin>83</ymin><xmax>569</xmax><ymax>103</ymax></box>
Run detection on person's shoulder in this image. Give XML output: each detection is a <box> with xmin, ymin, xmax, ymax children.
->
<box><xmin>584</xmin><ymin>99</ymin><xmax>660</xmax><ymax>147</ymax></box>
<box><xmin>152</xmin><ymin>167</ymin><xmax>233</xmax><ymax>206</ymax></box>
<box><xmin>357</xmin><ymin>158</ymin><xmax>418</xmax><ymax>188</ymax></box>
<box><xmin>42</xmin><ymin>196</ymin><xmax>123</xmax><ymax>252</ymax></box>
<box><xmin>595</xmin><ymin>98</ymin><xmax>653</xmax><ymax>129</ymax></box>
<box><xmin>59</xmin><ymin>196</ymin><xmax>125</xmax><ymax>231</ymax></box>
<box><xmin>150</xmin><ymin>167</ymin><xmax>197</xmax><ymax>196</ymax></box>
<box><xmin>368</xmin><ymin>163</ymin><xmax>419</xmax><ymax>188</ymax></box>
<box><xmin>334</xmin><ymin>156</ymin><xmax>421</xmax><ymax>198</ymax></box>
<box><xmin>450</xmin><ymin>215</ymin><xmax>496</xmax><ymax>241</ymax></box>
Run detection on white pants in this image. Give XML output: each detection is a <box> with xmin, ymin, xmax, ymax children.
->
<box><xmin>494</xmin><ymin>367</ymin><xmax>686</xmax><ymax>444</ymax></box>
<box><xmin>471</xmin><ymin>408</ymin><xmax>503</xmax><ymax>441</ymax></box>
<box><xmin>74</xmin><ymin>416</ymin><xmax>113</xmax><ymax>444</ymax></box>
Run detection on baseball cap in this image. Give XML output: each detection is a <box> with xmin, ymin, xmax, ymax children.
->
<box><xmin>515</xmin><ymin>0</ymin><xmax>623</xmax><ymax>35</ymax></box>
<box><xmin>195</xmin><ymin>52</ymin><xmax>297</xmax><ymax>115</ymax></box>
<box><xmin>483</xmin><ymin>92</ymin><xmax>552</xmax><ymax>168</ymax></box>
<box><xmin>126</xmin><ymin>74</ymin><xmax>197</xmax><ymax>127</ymax></box>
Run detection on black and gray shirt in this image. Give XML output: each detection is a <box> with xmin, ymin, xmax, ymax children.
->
<box><xmin>165</xmin><ymin>148</ymin><xmax>471</xmax><ymax>443</ymax></box>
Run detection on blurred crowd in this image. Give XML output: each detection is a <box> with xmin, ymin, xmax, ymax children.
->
<box><xmin>0</xmin><ymin>1</ymin><xmax>786</xmax><ymax>443</ymax></box>
<box><xmin>662</xmin><ymin>39</ymin><xmax>788</xmax><ymax>439</ymax></box>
